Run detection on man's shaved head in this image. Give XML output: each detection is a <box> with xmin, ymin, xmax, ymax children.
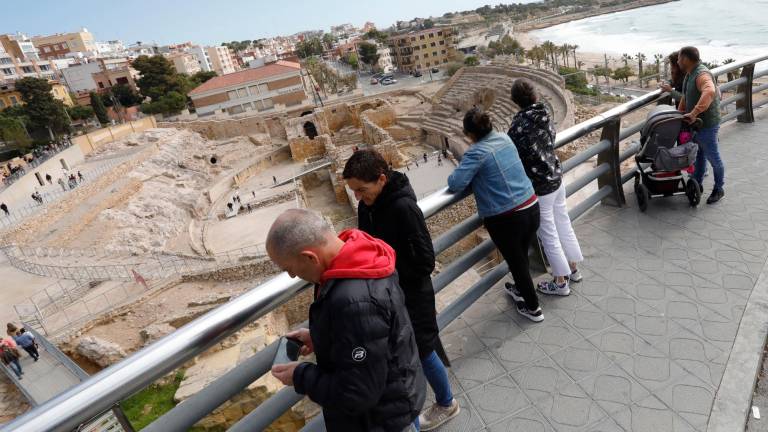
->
<box><xmin>267</xmin><ymin>209</ymin><xmax>333</xmax><ymax>259</ymax></box>
<box><xmin>266</xmin><ymin>209</ymin><xmax>339</xmax><ymax>283</ymax></box>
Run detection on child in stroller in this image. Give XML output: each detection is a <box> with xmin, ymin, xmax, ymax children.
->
<box><xmin>634</xmin><ymin>105</ymin><xmax>702</xmax><ymax>212</ymax></box>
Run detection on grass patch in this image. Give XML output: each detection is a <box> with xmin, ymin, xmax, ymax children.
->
<box><xmin>121</xmin><ymin>370</ymin><xmax>184</xmax><ymax>430</ymax></box>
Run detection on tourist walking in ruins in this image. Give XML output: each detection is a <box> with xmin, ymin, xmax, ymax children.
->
<box><xmin>343</xmin><ymin>149</ymin><xmax>460</xmax><ymax>431</ymax></box>
<box><xmin>508</xmin><ymin>79</ymin><xmax>583</xmax><ymax>296</ymax></box>
<box><xmin>57</xmin><ymin>177</ymin><xmax>66</xmax><ymax>192</ymax></box>
<box><xmin>423</xmin><ymin>152</ymin><xmax>428</xmax><ymax>163</ymax></box>
<box><xmin>267</xmin><ymin>209</ymin><xmax>425</xmax><ymax>431</ymax></box>
<box><xmin>677</xmin><ymin>46</ymin><xmax>725</xmax><ymax>204</ymax></box>
<box><xmin>77</xmin><ymin>171</ymin><xmax>84</xmax><ymax>183</ymax></box>
<box><xmin>45</xmin><ymin>173</ymin><xmax>52</xmax><ymax>185</ymax></box>
<box><xmin>448</xmin><ymin>108</ymin><xmax>543</xmax><ymax>322</ymax></box>
<box><xmin>12</xmin><ymin>331</ymin><xmax>39</xmax><ymax>362</ymax></box>
<box><xmin>6</xmin><ymin>323</ymin><xmax>20</xmax><ymax>337</ymax></box>
<box><xmin>1</xmin><ymin>344</ymin><xmax>22</xmax><ymax>379</ymax></box>
<box><xmin>0</xmin><ymin>203</ymin><xmax>8</xmax><ymax>216</ymax></box>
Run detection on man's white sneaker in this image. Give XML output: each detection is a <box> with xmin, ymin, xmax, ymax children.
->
<box><xmin>516</xmin><ymin>304</ymin><xmax>544</xmax><ymax>322</ymax></box>
<box><xmin>419</xmin><ymin>399</ymin><xmax>460</xmax><ymax>431</ymax></box>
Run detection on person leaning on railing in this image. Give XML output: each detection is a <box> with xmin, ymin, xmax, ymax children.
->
<box><xmin>343</xmin><ymin>149</ymin><xmax>460</xmax><ymax>431</ymax></box>
<box><xmin>447</xmin><ymin>108</ymin><xmax>544</xmax><ymax>322</ymax></box>
<box><xmin>508</xmin><ymin>79</ymin><xmax>584</xmax><ymax>297</ymax></box>
<box><xmin>267</xmin><ymin>209</ymin><xmax>425</xmax><ymax>432</ymax></box>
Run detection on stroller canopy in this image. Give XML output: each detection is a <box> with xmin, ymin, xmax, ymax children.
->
<box><xmin>638</xmin><ymin>105</ymin><xmax>684</xmax><ymax>160</ymax></box>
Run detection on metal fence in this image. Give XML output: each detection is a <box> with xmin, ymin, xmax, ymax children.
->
<box><xmin>0</xmin><ymin>157</ymin><xmax>130</xmax><ymax>230</ymax></box>
<box><xmin>1</xmin><ymin>141</ymin><xmax>74</xmax><ymax>190</ymax></box>
<box><xmin>3</xmin><ymin>54</ymin><xmax>767</xmax><ymax>432</ymax></box>
<box><xmin>2</xmin><ymin>241</ymin><xmax>268</xmax><ymax>283</ymax></box>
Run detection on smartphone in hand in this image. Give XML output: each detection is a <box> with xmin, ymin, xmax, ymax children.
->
<box><xmin>273</xmin><ymin>336</ymin><xmax>304</xmax><ymax>366</ymax></box>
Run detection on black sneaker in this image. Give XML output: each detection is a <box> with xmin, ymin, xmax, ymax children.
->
<box><xmin>706</xmin><ymin>189</ymin><xmax>724</xmax><ymax>204</ymax></box>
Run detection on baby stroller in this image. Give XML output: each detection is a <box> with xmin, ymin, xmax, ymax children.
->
<box><xmin>633</xmin><ymin>105</ymin><xmax>701</xmax><ymax>212</ymax></box>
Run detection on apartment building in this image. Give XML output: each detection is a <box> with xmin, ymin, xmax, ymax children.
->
<box><xmin>0</xmin><ymin>80</ymin><xmax>73</xmax><ymax>111</ymax></box>
<box><xmin>0</xmin><ymin>33</ymin><xmax>39</xmax><ymax>61</ymax></box>
<box><xmin>33</xmin><ymin>28</ymin><xmax>97</xmax><ymax>59</ymax></box>
<box><xmin>60</xmin><ymin>58</ymin><xmax>133</xmax><ymax>93</ymax></box>
<box><xmin>168</xmin><ymin>52</ymin><xmax>201</xmax><ymax>75</ymax></box>
<box><xmin>0</xmin><ymin>41</ymin><xmax>72</xmax><ymax>83</ymax></box>
<box><xmin>206</xmin><ymin>46</ymin><xmax>236</xmax><ymax>75</ymax></box>
<box><xmin>188</xmin><ymin>45</ymin><xmax>212</xmax><ymax>72</ymax></box>
<box><xmin>388</xmin><ymin>27</ymin><xmax>456</xmax><ymax>72</ymax></box>
<box><xmin>188</xmin><ymin>60</ymin><xmax>309</xmax><ymax>116</ymax></box>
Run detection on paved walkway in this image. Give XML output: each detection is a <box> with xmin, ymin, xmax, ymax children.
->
<box><xmin>5</xmin><ymin>335</ymin><xmax>82</xmax><ymax>405</ymax></box>
<box><xmin>433</xmin><ymin>111</ymin><xmax>768</xmax><ymax>431</ymax></box>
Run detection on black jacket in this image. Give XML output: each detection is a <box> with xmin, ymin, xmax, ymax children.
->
<box><xmin>507</xmin><ymin>103</ymin><xmax>562</xmax><ymax>196</ymax></box>
<box><xmin>358</xmin><ymin>171</ymin><xmax>440</xmax><ymax>359</ymax></box>
<box><xmin>294</xmin><ymin>275</ymin><xmax>426</xmax><ymax>431</ymax></box>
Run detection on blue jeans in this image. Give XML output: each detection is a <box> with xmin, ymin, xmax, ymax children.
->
<box><xmin>422</xmin><ymin>351</ymin><xmax>453</xmax><ymax>407</ymax></box>
<box><xmin>693</xmin><ymin>126</ymin><xmax>725</xmax><ymax>191</ymax></box>
<box><xmin>6</xmin><ymin>358</ymin><xmax>22</xmax><ymax>378</ymax></box>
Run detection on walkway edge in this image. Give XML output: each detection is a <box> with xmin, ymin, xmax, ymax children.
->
<box><xmin>707</xmin><ymin>260</ymin><xmax>768</xmax><ymax>431</ymax></box>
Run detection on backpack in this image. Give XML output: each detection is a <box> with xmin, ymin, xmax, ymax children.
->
<box><xmin>0</xmin><ymin>345</ymin><xmax>18</xmax><ymax>362</ymax></box>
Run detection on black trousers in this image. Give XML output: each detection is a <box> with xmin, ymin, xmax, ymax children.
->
<box><xmin>484</xmin><ymin>203</ymin><xmax>541</xmax><ymax>310</ymax></box>
<box><xmin>22</xmin><ymin>344</ymin><xmax>39</xmax><ymax>359</ymax></box>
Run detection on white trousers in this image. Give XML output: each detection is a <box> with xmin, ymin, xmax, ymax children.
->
<box><xmin>537</xmin><ymin>183</ymin><xmax>583</xmax><ymax>277</ymax></box>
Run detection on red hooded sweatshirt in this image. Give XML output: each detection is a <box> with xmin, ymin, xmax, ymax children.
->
<box><xmin>319</xmin><ymin>229</ymin><xmax>396</xmax><ymax>287</ymax></box>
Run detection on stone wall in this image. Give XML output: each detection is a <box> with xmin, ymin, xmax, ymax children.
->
<box><xmin>289</xmin><ymin>134</ymin><xmax>330</xmax><ymax>162</ymax></box>
<box><xmin>181</xmin><ymin>259</ymin><xmax>280</xmax><ymax>283</ymax></box>
<box><xmin>74</xmin><ymin>116</ymin><xmax>158</xmax><ymax>155</ymax></box>
<box><xmin>330</xmin><ymin>169</ymin><xmax>350</xmax><ymax>205</ymax></box>
<box><xmin>232</xmin><ymin>146</ymin><xmax>292</xmax><ymax>186</ymax></box>
<box><xmin>159</xmin><ymin>115</ymin><xmax>289</xmax><ymax>141</ymax></box>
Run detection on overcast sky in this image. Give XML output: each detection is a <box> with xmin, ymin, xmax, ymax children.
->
<box><xmin>5</xmin><ymin>0</ymin><xmax>537</xmax><ymax>46</ymax></box>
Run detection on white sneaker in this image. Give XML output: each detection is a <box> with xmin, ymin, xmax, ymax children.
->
<box><xmin>569</xmin><ymin>269</ymin><xmax>583</xmax><ymax>283</ymax></box>
<box><xmin>538</xmin><ymin>279</ymin><xmax>570</xmax><ymax>296</ymax></box>
<box><xmin>504</xmin><ymin>282</ymin><xmax>524</xmax><ymax>302</ymax></box>
<box><xmin>516</xmin><ymin>304</ymin><xmax>544</xmax><ymax>322</ymax></box>
<box><xmin>419</xmin><ymin>399</ymin><xmax>460</xmax><ymax>431</ymax></box>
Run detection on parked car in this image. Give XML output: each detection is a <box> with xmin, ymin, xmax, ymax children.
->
<box><xmin>380</xmin><ymin>73</ymin><xmax>394</xmax><ymax>81</ymax></box>
<box><xmin>381</xmin><ymin>78</ymin><xmax>397</xmax><ymax>85</ymax></box>
<box><xmin>370</xmin><ymin>77</ymin><xmax>379</xmax><ymax>84</ymax></box>
<box><xmin>413</xmin><ymin>70</ymin><xmax>423</xmax><ymax>77</ymax></box>
<box><xmin>431</xmin><ymin>67</ymin><xmax>440</xmax><ymax>73</ymax></box>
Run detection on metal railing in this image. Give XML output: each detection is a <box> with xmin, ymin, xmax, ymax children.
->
<box><xmin>0</xmin><ymin>157</ymin><xmax>130</xmax><ymax>230</ymax></box>
<box><xmin>3</xmin><ymin>53</ymin><xmax>767</xmax><ymax>432</ymax></box>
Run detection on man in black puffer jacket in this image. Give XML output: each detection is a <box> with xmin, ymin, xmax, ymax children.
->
<box><xmin>268</xmin><ymin>209</ymin><xmax>425</xmax><ymax>431</ymax></box>
<box><xmin>344</xmin><ymin>150</ymin><xmax>459</xmax><ymax>431</ymax></box>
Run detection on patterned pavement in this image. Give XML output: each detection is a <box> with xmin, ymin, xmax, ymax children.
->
<box><xmin>432</xmin><ymin>111</ymin><xmax>768</xmax><ymax>431</ymax></box>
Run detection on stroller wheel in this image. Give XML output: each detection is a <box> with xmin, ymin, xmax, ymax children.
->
<box><xmin>635</xmin><ymin>183</ymin><xmax>650</xmax><ymax>212</ymax></box>
<box><xmin>686</xmin><ymin>179</ymin><xmax>701</xmax><ymax>207</ymax></box>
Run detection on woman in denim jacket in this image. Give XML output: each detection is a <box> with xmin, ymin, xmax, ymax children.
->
<box><xmin>447</xmin><ymin>108</ymin><xmax>543</xmax><ymax>322</ymax></box>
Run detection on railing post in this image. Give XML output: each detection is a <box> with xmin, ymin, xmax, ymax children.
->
<box><xmin>596</xmin><ymin>119</ymin><xmax>626</xmax><ymax>207</ymax></box>
<box><xmin>736</xmin><ymin>63</ymin><xmax>755</xmax><ymax>123</ymax></box>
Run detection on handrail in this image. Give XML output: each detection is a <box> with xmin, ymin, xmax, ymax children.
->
<box><xmin>3</xmin><ymin>53</ymin><xmax>767</xmax><ymax>432</ymax></box>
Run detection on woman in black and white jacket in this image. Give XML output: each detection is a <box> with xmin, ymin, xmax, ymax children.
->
<box><xmin>507</xmin><ymin>79</ymin><xmax>584</xmax><ymax>296</ymax></box>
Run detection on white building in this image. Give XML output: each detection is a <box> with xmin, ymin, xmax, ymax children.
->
<box><xmin>94</xmin><ymin>40</ymin><xmax>126</xmax><ymax>57</ymax></box>
<box><xmin>60</xmin><ymin>58</ymin><xmax>129</xmax><ymax>92</ymax></box>
<box><xmin>188</xmin><ymin>45</ymin><xmax>212</xmax><ymax>72</ymax></box>
<box><xmin>377</xmin><ymin>46</ymin><xmax>394</xmax><ymax>72</ymax></box>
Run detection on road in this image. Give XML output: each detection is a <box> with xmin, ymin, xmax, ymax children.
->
<box><xmin>322</xmin><ymin>60</ymin><xmax>448</xmax><ymax>96</ymax></box>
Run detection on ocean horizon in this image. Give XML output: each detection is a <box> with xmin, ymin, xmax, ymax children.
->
<box><xmin>531</xmin><ymin>0</ymin><xmax>768</xmax><ymax>67</ymax></box>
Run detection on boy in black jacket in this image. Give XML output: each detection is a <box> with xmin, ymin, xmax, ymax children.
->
<box><xmin>344</xmin><ymin>150</ymin><xmax>459</xmax><ymax>431</ymax></box>
<box><xmin>268</xmin><ymin>209</ymin><xmax>425</xmax><ymax>432</ymax></box>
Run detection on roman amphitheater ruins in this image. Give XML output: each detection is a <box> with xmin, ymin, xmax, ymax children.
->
<box><xmin>0</xmin><ymin>62</ymin><xmax>574</xmax><ymax>428</ymax></box>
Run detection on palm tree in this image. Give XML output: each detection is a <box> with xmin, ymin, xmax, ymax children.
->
<box><xmin>654</xmin><ymin>53</ymin><xmax>664</xmax><ymax>83</ymax></box>
<box><xmin>577</xmin><ymin>60</ymin><xmax>585</xmax><ymax>70</ymax></box>
<box><xmin>621</xmin><ymin>53</ymin><xmax>632</xmax><ymax>67</ymax></box>
<box><xmin>560</xmin><ymin>44</ymin><xmax>570</xmax><ymax>68</ymax></box>
<box><xmin>571</xmin><ymin>44</ymin><xmax>579</xmax><ymax>69</ymax></box>
<box><xmin>542</xmin><ymin>41</ymin><xmax>558</xmax><ymax>70</ymax></box>
<box><xmin>635</xmin><ymin>52</ymin><xmax>647</xmax><ymax>86</ymax></box>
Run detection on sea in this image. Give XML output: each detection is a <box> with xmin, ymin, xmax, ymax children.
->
<box><xmin>530</xmin><ymin>0</ymin><xmax>768</xmax><ymax>67</ymax></box>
